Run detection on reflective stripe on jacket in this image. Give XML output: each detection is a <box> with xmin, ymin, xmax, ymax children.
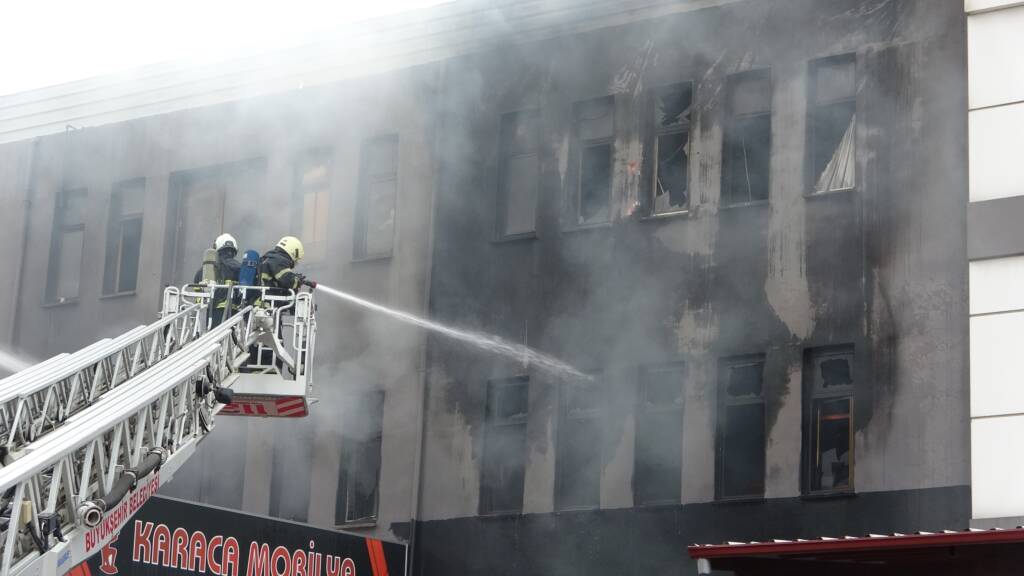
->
<box><xmin>258</xmin><ymin>247</ymin><xmax>300</xmax><ymax>291</ymax></box>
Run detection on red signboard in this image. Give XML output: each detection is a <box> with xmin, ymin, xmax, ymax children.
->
<box><xmin>67</xmin><ymin>495</ymin><xmax>406</xmax><ymax>576</ymax></box>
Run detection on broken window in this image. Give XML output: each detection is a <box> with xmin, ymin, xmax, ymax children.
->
<box><xmin>497</xmin><ymin>111</ymin><xmax>540</xmax><ymax>237</ymax></box>
<box><xmin>336</xmin><ymin>390</ymin><xmax>384</xmax><ymax>524</ymax></box>
<box><xmin>102</xmin><ymin>179</ymin><xmax>144</xmax><ymax>295</ymax></box>
<box><xmin>716</xmin><ymin>356</ymin><xmax>766</xmax><ymax>499</ymax></box>
<box><xmin>46</xmin><ymin>188</ymin><xmax>87</xmax><ymax>304</ymax></box>
<box><xmin>354</xmin><ymin>137</ymin><xmax>398</xmax><ymax>259</ymax></box>
<box><xmin>480</xmin><ymin>377</ymin><xmax>530</xmax><ymax>514</ymax></box>
<box><xmin>808</xmin><ymin>55</ymin><xmax>856</xmax><ymax>193</ymax></box>
<box><xmin>804</xmin><ymin>347</ymin><xmax>854</xmax><ymax>493</ymax></box>
<box><xmin>574</xmin><ymin>97</ymin><xmax>614</xmax><ymax>225</ymax></box>
<box><xmin>722</xmin><ymin>70</ymin><xmax>772</xmax><ymax>206</ymax></box>
<box><xmin>635</xmin><ymin>364</ymin><xmax>684</xmax><ymax>505</ymax></box>
<box><xmin>294</xmin><ymin>149</ymin><xmax>331</xmax><ymax>262</ymax></box>
<box><xmin>556</xmin><ymin>377</ymin><xmax>603</xmax><ymax>510</ymax></box>
<box><xmin>269</xmin><ymin>414</ymin><xmax>315</xmax><ymax>522</ymax></box>
<box><xmin>650</xmin><ymin>83</ymin><xmax>693</xmax><ymax>214</ymax></box>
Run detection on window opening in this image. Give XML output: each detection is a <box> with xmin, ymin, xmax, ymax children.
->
<box><xmin>355</xmin><ymin>137</ymin><xmax>398</xmax><ymax>258</ymax></box>
<box><xmin>635</xmin><ymin>364</ymin><xmax>684</xmax><ymax>505</ymax></box>
<box><xmin>651</xmin><ymin>83</ymin><xmax>692</xmax><ymax>214</ymax></box>
<box><xmin>574</xmin><ymin>97</ymin><xmax>614</xmax><ymax>225</ymax></box>
<box><xmin>722</xmin><ymin>70</ymin><xmax>772</xmax><ymax>205</ymax></box>
<box><xmin>808</xmin><ymin>55</ymin><xmax>856</xmax><ymax>193</ymax></box>
<box><xmin>498</xmin><ymin>111</ymin><xmax>540</xmax><ymax>237</ymax></box>
<box><xmin>103</xmin><ymin>179</ymin><xmax>144</xmax><ymax>295</ymax></box>
<box><xmin>556</xmin><ymin>377</ymin><xmax>603</xmax><ymax>510</ymax></box>
<box><xmin>480</xmin><ymin>377</ymin><xmax>530</xmax><ymax>514</ymax></box>
<box><xmin>46</xmin><ymin>188</ymin><xmax>87</xmax><ymax>303</ymax></box>
<box><xmin>717</xmin><ymin>356</ymin><xmax>766</xmax><ymax>499</ymax></box>
<box><xmin>804</xmin><ymin>347</ymin><xmax>854</xmax><ymax>493</ymax></box>
<box><xmin>336</xmin><ymin>390</ymin><xmax>384</xmax><ymax>524</ymax></box>
<box><xmin>294</xmin><ymin>150</ymin><xmax>332</xmax><ymax>262</ymax></box>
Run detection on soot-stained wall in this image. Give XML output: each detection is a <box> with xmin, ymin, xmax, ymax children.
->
<box><xmin>418</xmin><ymin>0</ymin><xmax>968</xmax><ymax>572</ymax></box>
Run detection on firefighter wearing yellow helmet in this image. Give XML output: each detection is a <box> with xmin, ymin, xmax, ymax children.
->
<box><xmin>259</xmin><ymin>236</ymin><xmax>316</xmax><ymax>292</ymax></box>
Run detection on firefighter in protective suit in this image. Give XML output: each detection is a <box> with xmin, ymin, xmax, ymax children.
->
<box><xmin>194</xmin><ymin>233</ymin><xmax>241</xmax><ymax>327</ymax></box>
<box><xmin>251</xmin><ymin>236</ymin><xmax>315</xmax><ymax>375</ymax></box>
<box><xmin>259</xmin><ymin>236</ymin><xmax>316</xmax><ymax>293</ymax></box>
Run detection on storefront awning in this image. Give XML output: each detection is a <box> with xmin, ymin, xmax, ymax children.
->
<box><xmin>689</xmin><ymin>527</ymin><xmax>1024</xmax><ymax>575</ymax></box>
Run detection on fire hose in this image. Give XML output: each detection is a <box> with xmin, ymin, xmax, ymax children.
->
<box><xmin>77</xmin><ymin>447</ymin><xmax>166</xmax><ymax>528</ymax></box>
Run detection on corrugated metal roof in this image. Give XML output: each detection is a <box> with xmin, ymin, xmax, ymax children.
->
<box><xmin>689</xmin><ymin>526</ymin><xmax>1024</xmax><ymax>559</ymax></box>
<box><xmin>0</xmin><ymin>0</ymin><xmax>739</xmax><ymax>145</ymax></box>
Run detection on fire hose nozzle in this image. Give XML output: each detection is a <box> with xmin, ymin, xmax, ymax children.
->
<box><xmin>302</xmin><ymin>279</ymin><xmax>318</xmax><ymax>290</ymax></box>
<box><xmin>78</xmin><ymin>501</ymin><xmax>104</xmax><ymax>528</ymax></box>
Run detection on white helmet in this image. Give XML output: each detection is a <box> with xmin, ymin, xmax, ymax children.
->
<box><xmin>214</xmin><ymin>233</ymin><xmax>238</xmax><ymax>252</ymax></box>
<box><xmin>277</xmin><ymin>236</ymin><xmax>304</xmax><ymax>262</ymax></box>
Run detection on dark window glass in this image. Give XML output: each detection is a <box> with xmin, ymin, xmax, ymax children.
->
<box><xmin>480</xmin><ymin>377</ymin><xmax>529</xmax><ymax>514</ymax></box>
<box><xmin>103</xmin><ymin>180</ymin><xmax>145</xmax><ymax>295</ymax></box>
<box><xmin>574</xmin><ymin>97</ymin><xmax>614</xmax><ymax>225</ymax></box>
<box><xmin>721</xmin><ymin>403</ymin><xmax>766</xmax><ymax>497</ymax></box>
<box><xmin>717</xmin><ymin>357</ymin><xmax>766</xmax><ymax>499</ymax></box>
<box><xmin>556</xmin><ymin>379</ymin><xmax>602</xmax><ymax>510</ymax></box>
<box><xmin>336</xmin><ymin>391</ymin><xmax>384</xmax><ymax>524</ymax></box>
<box><xmin>116</xmin><ymin>218</ymin><xmax>142</xmax><ymax>292</ymax></box>
<box><xmin>808</xmin><ymin>55</ymin><xmax>856</xmax><ymax>193</ymax></box>
<box><xmin>355</xmin><ymin>137</ymin><xmax>398</xmax><ymax>259</ymax></box>
<box><xmin>722</xmin><ymin>70</ymin><xmax>771</xmax><ymax>205</ymax></box>
<box><xmin>651</xmin><ymin>83</ymin><xmax>692</xmax><ymax>214</ymax></box>
<box><xmin>46</xmin><ymin>188</ymin><xmax>87</xmax><ymax>303</ymax></box>
<box><xmin>498</xmin><ymin>111</ymin><xmax>540</xmax><ymax>237</ymax></box>
<box><xmin>635</xmin><ymin>365</ymin><xmax>684</xmax><ymax>505</ymax></box>
<box><xmin>805</xmin><ymin>347</ymin><xmax>854</xmax><ymax>493</ymax></box>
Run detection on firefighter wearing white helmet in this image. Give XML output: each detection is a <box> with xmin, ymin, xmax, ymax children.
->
<box><xmin>193</xmin><ymin>233</ymin><xmax>241</xmax><ymax>326</ymax></box>
<box><xmin>259</xmin><ymin>236</ymin><xmax>316</xmax><ymax>292</ymax></box>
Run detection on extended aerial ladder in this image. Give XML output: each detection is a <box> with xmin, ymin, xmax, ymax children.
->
<box><xmin>0</xmin><ymin>284</ymin><xmax>316</xmax><ymax>576</ymax></box>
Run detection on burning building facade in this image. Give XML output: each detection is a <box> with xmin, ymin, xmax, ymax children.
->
<box><xmin>0</xmin><ymin>0</ymin><xmax>971</xmax><ymax>574</ymax></box>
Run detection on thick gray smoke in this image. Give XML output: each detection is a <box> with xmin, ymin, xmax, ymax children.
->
<box><xmin>0</xmin><ymin>348</ymin><xmax>33</xmax><ymax>375</ymax></box>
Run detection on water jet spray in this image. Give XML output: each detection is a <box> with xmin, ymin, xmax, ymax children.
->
<box><xmin>314</xmin><ymin>284</ymin><xmax>590</xmax><ymax>382</ymax></box>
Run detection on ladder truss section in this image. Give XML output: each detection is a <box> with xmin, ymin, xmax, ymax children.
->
<box><xmin>0</xmin><ymin>305</ymin><xmax>256</xmax><ymax>576</ymax></box>
<box><xmin>0</xmin><ymin>300</ymin><xmax>207</xmax><ymax>454</ymax></box>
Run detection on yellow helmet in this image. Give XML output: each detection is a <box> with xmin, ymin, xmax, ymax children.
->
<box><xmin>276</xmin><ymin>236</ymin><xmax>304</xmax><ymax>262</ymax></box>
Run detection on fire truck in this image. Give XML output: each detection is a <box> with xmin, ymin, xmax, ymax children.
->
<box><xmin>0</xmin><ymin>282</ymin><xmax>316</xmax><ymax>576</ymax></box>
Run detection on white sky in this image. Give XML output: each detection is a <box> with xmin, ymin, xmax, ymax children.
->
<box><xmin>0</xmin><ymin>0</ymin><xmax>452</xmax><ymax>96</ymax></box>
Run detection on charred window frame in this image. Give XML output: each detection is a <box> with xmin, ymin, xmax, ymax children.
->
<box><xmin>556</xmin><ymin>375</ymin><xmax>603</xmax><ymax>510</ymax></box>
<box><xmin>722</xmin><ymin>69</ymin><xmax>772</xmax><ymax>206</ymax></box>
<box><xmin>572</xmin><ymin>97</ymin><xmax>615</xmax><ymax>226</ymax></box>
<box><xmin>336</xmin><ymin>390</ymin><xmax>384</xmax><ymax>525</ymax></box>
<box><xmin>807</xmin><ymin>54</ymin><xmax>856</xmax><ymax>195</ymax></box>
<box><xmin>293</xmin><ymin>149</ymin><xmax>332</xmax><ymax>264</ymax></box>
<box><xmin>803</xmin><ymin>346</ymin><xmax>855</xmax><ymax>494</ymax></box>
<box><xmin>646</xmin><ymin>83</ymin><xmax>693</xmax><ymax>215</ymax></box>
<box><xmin>45</xmin><ymin>188</ymin><xmax>87</xmax><ymax>305</ymax></box>
<box><xmin>102</xmin><ymin>179</ymin><xmax>144</xmax><ymax>296</ymax></box>
<box><xmin>634</xmin><ymin>364</ymin><xmax>684</xmax><ymax>506</ymax></box>
<box><xmin>354</xmin><ymin>136</ymin><xmax>398</xmax><ymax>260</ymax></box>
<box><xmin>480</xmin><ymin>377</ymin><xmax>530</xmax><ymax>515</ymax></box>
<box><xmin>716</xmin><ymin>355</ymin><xmax>766</xmax><ymax>500</ymax></box>
<box><xmin>496</xmin><ymin>110</ymin><xmax>540</xmax><ymax>238</ymax></box>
